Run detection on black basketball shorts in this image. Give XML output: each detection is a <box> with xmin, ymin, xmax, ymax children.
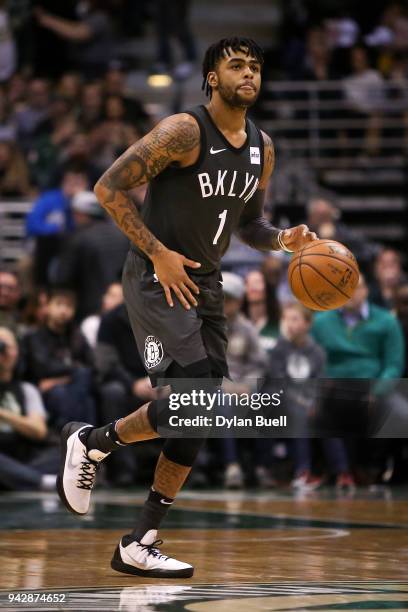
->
<box><xmin>122</xmin><ymin>250</ymin><xmax>229</xmax><ymax>386</ymax></box>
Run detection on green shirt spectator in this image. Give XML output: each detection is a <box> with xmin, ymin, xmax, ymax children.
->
<box><xmin>311</xmin><ymin>275</ymin><xmax>405</xmax><ymax>396</ymax></box>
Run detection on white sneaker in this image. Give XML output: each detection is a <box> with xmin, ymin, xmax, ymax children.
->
<box><xmin>111</xmin><ymin>529</ymin><xmax>194</xmax><ymax>578</ymax></box>
<box><xmin>56</xmin><ymin>422</ymin><xmax>110</xmax><ymax>515</ymax></box>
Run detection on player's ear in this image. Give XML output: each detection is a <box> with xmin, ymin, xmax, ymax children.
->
<box><xmin>207</xmin><ymin>71</ymin><xmax>218</xmax><ymax>89</ymax></box>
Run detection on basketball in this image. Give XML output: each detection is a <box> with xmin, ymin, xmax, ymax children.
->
<box><xmin>288</xmin><ymin>240</ymin><xmax>360</xmax><ymax>311</ymax></box>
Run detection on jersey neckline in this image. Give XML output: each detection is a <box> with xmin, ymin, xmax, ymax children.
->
<box><xmin>201</xmin><ymin>105</ymin><xmax>249</xmax><ymax>154</ymax></box>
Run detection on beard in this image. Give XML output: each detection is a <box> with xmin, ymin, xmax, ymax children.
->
<box><xmin>217</xmin><ymin>82</ymin><xmax>259</xmax><ymax>109</ymax></box>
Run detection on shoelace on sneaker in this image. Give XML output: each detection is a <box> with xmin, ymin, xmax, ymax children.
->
<box><xmin>77</xmin><ymin>452</ymin><xmax>98</xmax><ymax>490</ymax></box>
<box><xmin>139</xmin><ymin>539</ymin><xmax>166</xmax><ymax>560</ymax></box>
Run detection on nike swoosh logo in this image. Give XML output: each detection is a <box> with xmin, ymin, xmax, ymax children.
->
<box><xmin>210</xmin><ymin>147</ymin><xmax>227</xmax><ymax>154</ymax></box>
<box><xmin>160</xmin><ymin>499</ymin><xmax>173</xmax><ymax>505</ymax></box>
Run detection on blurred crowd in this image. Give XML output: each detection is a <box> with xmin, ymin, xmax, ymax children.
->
<box><xmin>1</xmin><ymin>0</ymin><xmax>408</xmax><ymax>495</ymax></box>
<box><xmin>1</xmin><ymin>191</ymin><xmax>407</xmax><ymax>493</ymax></box>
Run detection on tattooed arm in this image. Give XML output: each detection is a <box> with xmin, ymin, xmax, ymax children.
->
<box><xmin>238</xmin><ymin>131</ymin><xmax>317</xmax><ymax>252</ymax></box>
<box><xmin>94</xmin><ymin>113</ymin><xmax>202</xmax><ymax>309</ymax></box>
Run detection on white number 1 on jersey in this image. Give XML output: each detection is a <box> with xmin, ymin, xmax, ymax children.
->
<box><xmin>212</xmin><ymin>209</ymin><xmax>228</xmax><ymax>245</ymax></box>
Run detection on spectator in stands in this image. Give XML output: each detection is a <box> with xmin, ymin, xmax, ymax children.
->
<box><xmin>0</xmin><ymin>88</ymin><xmax>16</xmax><ymax>142</ymax></box>
<box><xmin>394</xmin><ymin>284</ymin><xmax>408</xmax><ymax>377</ymax></box>
<box><xmin>26</xmin><ymin>167</ymin><xmax>88</xmax><ymax>286</ymax></box>
<box><xmin>56</xmin><ymin>190</ymin><xmax>128</xmax><ymax>321</ymax></box>
<box><xmin>311</xmin><ymin>274</ymin><xmax>405</xmax><ymax>482</ymax></box>
<box><xmin>103</xmin><ymin>66</ymin><xmax>152</xmax><ymax>132</ymax></box>
<box><xmin>0</xmin><ymin>269</ymin><xmax>22</xmax><ymax>334</ymax></box>
<box><xmin>343</xmin><ymin>46</ymin><xmax>385</xmax><ymax>155</ymax></box>
<box><xmin>35</xmin><ymin>1</ymin><xmax>115</xmax><ymax>79</ymax></box>
<box><xmin>21</xmin><ymin>288</ymin><xmax>49</xmax><ymax>333</ymax></box>
<box><xmin>23</xmin><ymin>288</ymin><xmax>95</xmax><ymax>430</ymax></box>
<box><xmin>370</xmin><ymin>248</ymin><xmax>406</xmax><ymax>309</ymax></box>
<box><xmin>0</xmin><ymin>141</ymin><xmax>31</xmax><ymax>197</ymax></box>
<box><xmin>78</xmin><ymin>82</ymin><xmax>104</xmax><ymax>130</ymax></box>
<box><xmin>57</xmin><ymin>72</ymin><xmax>82</xmax><ymax>106</ymax></box>
<box><xmin>243</xmin><ymin>269</ymin><xmax>281</xmax><ymax>353</ymax></box>
<box><xmin>268</xmin><ymin>302</ymin><xmax>353</xmax><ymax>490</ymax></box>
<box><xmin>53</xmin><ymin>131</ymin><xmax>101</xmax><ymax>188</ymax></box>
<box><xmin>102</xmin><ymin>95</ymin><xmax>134</xmax><ymax>155</ymax></box>
<box><xmin>0</xmin><ymin>1</ymin><xmax>17</xmax><ymax>83</ymax></box>
<box><xmin>261</xmin><ymin>253</ymin><xmax>292</xmax><ymax>306</ymax></box>
<box><xmin>220</xmin><ymin>272</ymin><xmax>267</xmax><ymax>488</ymax></box>
<box><xmin>0</xmin><ymin>327</ymin><xmax>58</xmax><ymax>491</ymax></box>
<box><xmin>152</xmin><ymin>0</ymin><xmax>197</xmax><ymax>79</ymax></box>
<box><xmin>26</xmin><ymin>95</ymin><xmax>79</xmax><ymax>190</ymax></box>
<box><xmin>81</xmin><ymin>281</ymin><xmax>123</xmax><ymax>348</ymax></box>
<box><xmin>14</xmin><ymin>78</ymin><xmax>51</xmax><ymax>151</ymax></box>
<box><xmin>312</xmin><ymin>273</ymin><xmax>404</xmax><ymax>389</ymax></box>
<box><xmin>94</xmin><ymin>302</ymin><xmax>156</xmax><ymax>486</ymax></box>
<box><xmin>306</xmin><ymin>196</ymin><xmax>379</xmax><ymax>273</ymax></box>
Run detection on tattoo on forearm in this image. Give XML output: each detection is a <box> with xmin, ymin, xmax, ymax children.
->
<box><xmin>95</xmin><ymin>116</ymin><xmax>200</xmax><ymax>256</ymax></box>
<box><xmin>153</xmin><ymin>452</ymin><xmax>192</xmax><ymax>498</ymax></box>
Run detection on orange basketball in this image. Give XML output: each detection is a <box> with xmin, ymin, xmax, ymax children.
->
<box><xmin>288</xmin><ymin>239</ymin><xmax>360</xmax><ymax>311</ymax></box>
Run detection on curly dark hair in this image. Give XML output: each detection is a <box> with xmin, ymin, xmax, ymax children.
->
<box><xmin>201</xmin><ymin>37</ymin><xmax>264</xmax><ymax>98</ymax></box>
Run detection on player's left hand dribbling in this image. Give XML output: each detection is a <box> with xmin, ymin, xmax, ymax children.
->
<box><xmin>281</xmin><ymin>224</ymin><xmax>318</xmax><ymax>252</ymax></box>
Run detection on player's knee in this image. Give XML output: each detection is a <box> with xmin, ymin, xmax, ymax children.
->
<box><xmin>162</xmin><ymin>437</ymin><xmax>205</xmax><ymax>467</ymax></box>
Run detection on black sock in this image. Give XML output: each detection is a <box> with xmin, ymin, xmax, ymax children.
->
<box><xmin>79</xmin><ymin>420</ymin><xmax>128</xmax><ymax>454</ymax></box>
<box><xmin>130</xmin><ymin>487</ymin><xmax>174</xmax><ymax>542</ymax></box>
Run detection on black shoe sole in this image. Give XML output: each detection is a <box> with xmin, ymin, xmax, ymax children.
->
<box><xmin>56</xmin><ymin>421</ymin><xmax>92</xmax><ymax>516</ymax></box>
<box><xmin>110</xmin><ymin>545</ymin><xmax>194</xmax><ymax>578</ymax></box>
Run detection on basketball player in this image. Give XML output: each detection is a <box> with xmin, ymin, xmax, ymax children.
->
<box><xmin>57</xmin><ymin>38</ymin><xmax>317</xmax><ymax>578</ymax></box>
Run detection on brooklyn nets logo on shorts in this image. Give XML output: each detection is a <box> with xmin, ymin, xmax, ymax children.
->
<box><xmin>144</xmin><ymin>335</ymin><xmax>164</xmax><ymax>369</ymax></box>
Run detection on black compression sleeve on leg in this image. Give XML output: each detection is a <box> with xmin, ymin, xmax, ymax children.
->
<box><xmin>162</xmin><ymin>437</ymin><xmax>206</xmax><ymax>467</ymax></box>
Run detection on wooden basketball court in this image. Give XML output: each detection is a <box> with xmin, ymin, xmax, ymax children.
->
<box><xmin>1</xmin><ymin>487</ymin><xmax>407</xmax><ymax>610</ymax></box>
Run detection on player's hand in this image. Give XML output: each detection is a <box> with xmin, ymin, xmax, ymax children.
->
<box><xmin>281</xmin><ymin>224</ymin><xmax>318</xmax><ymax>252</ymax></box>
<box><xmin>151</xmin><ymin>248</ymin><xmax>201</xmax><ymax>310</ymax></box>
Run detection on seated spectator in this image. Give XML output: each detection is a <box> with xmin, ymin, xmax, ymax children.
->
<box><xmin>0</xmin><ymin>88</ymin><xmax>16</xmax><ymax>142</ymax></box>
<box><xmin>0</xmin><ymin>140</ymin><xmax>31</xmax><ymax>197</ymax></box>
<box><xmin>311</xmin><ymin>274</ymin><xmax>405</xmax><ymax>482</ymax></box>
<box><xmin>53</xmin><ymin>131</ymin><xmax>101</xmax><ymax>188</ymax></box>
<box><xmin>14</xmin><ymin>78</ymin><xmax>51</xmax><ymax>151</ymax></box>
<box><xmin>0</xmin><ymin>1</ymin><xmax>16</xmax><ymax>82</ymax></box>
<box><xmin>394</xmin><ymin>284</ymin><xmax>408</xmax><ymax>377</ymax></box>
<box><xmin>56</xmin><ymin>72</ymin><xmax>82</xmax><ymax>106</ymax></box>
<box><xmin>94</xmin><ymin>302</ymin><xmax>156</xmax><ymax>486</ymax></box>
<box><xmin>261</xmin><ymin>253</ymin><xmax>292</xmax><ymax>305</ymax></box>
<box><xmin>343</xmin><ymin>46</ymin><xmax>385</xmax><ymax>155</ymax></box>
<box><xmin>21</xmin><ymin>288</ymin><xmax>49</xmax><ymax>333</ymax></box>
<box><xmin>243</xmin><ymin>269</ymin><xmax>280</xmax><ymax>353</ymax></box>
<box><xmin>78</xmin><ymin>82</ymin><xmax>104</xmax><ymax>130</ymax></box>
<box><xmin>269</xmin><ymin>302</ymin><xmax>353</xmax><ymax>490</ymax></box>
<box><xmin>100</xmin><ymin>95</ymin><xmax>137</xmax><ymax>159</ymax></box>
<box><xmin>0</xmin><ymin>327</ymin><xmax>58</xmax><ymax>491</ymax></box>
<box><xmin>0</xmin><ymin>269</ymin><xmax>22</xmax><ymax>335</ymax></box>
<box><xmin>220</xmin><ymin>272</ymin><xmax>268</xmax><ymax>488</ymax></box>
<box><xmin>27</xmin><ymin>95</ymin><xmax>78</xmax><ymax>189</ymax></box>
<box><xmin>81</xmin><ymin>282</ymin><xmax>123</xmax><ymax>348</ymax></box>
<box><xmin>26</xmin><ymin>167</ymin><xmax>88</xmax><ymax>286</ymax></box>
<box><xmin>306</xmin><ymin>196</ymin><xmax>379</xmax><ymax>274</ymax></box>
<box><xmin>103</xmin><ymin>66</ymin><xmax>152</xmax><ymax>133</ymax></box>
<box><xmin>22</xmin><ymin>289</ymin><xmax>95</xmax><ymax>430</ymax></box>
<box><xmin>55</xmin><ymin>191</ymin><xmax>129</xmax><ymax>321</ymax></box>
<box><xmin>370</xmin><ymin>248</ymin><xmax>406</xmax><ymax>309</ymax></box>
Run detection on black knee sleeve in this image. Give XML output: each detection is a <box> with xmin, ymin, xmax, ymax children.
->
<box><xmin>162</xmin><ymin>437</ymin><xmax>206</xmax><ymax>467</ymax></box>
<box><xmin>147</xmin><ymin>398</ymin><xmax>169</xmax><ymax>433</ymax></box>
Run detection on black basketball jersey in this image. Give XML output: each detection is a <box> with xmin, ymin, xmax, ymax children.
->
<box><xmin>133</xmin><ymin>104</ymin><xmax>264</xmax><ymax>274</ymax></box>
